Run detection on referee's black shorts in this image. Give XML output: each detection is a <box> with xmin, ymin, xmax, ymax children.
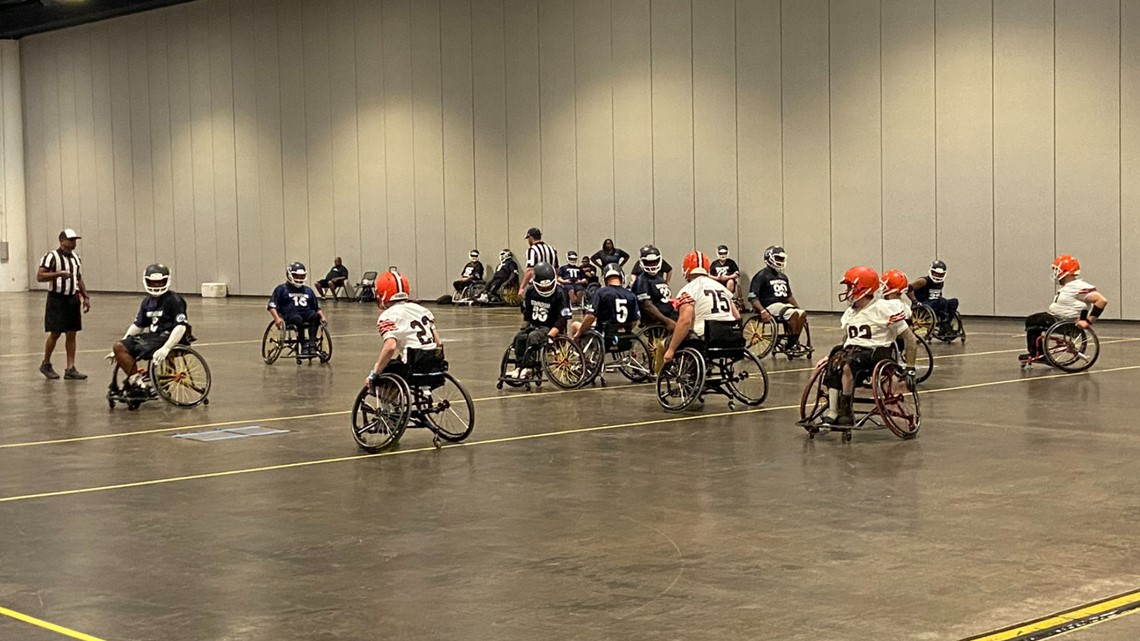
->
<box><xmin>44</xmin><ymin>292</ymin><xmax>82</xmax><ymax>333</ymax></box>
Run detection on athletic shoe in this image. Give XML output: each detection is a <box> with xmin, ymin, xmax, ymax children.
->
<box><xmin>39</xmin><ymin>362</ymin><xmax>60</xmax><ymax>379</ymax></box>
<box><xmin>64</xmin><ymin>367</ymin><xmax>87</xmax><ymax>380</ymax></box>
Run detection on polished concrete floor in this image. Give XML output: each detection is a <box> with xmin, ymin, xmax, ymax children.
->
<box><xmin>0</xmin><ymin>291</ymin><xmax>1138</xmax><ymax>641</ymax></box>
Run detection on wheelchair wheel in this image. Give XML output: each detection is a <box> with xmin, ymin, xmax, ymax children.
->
<box><xmin>579</xmin><ymin>331</ymin><xmax>606</xmax><ymax>386</ymax></box>
<box><xmin>937</xmin><ymin>311</ymin><xmax>966</xmax><ymax>344</ymax></box>
<box><xmin>725</xmin><ymin>350</ymin><xmax>769</xmax><ymax>406</ymax></box>
<box><xmin>910</xmin><ymin>304</ymin><xmax>936</xmax><ymax>340</ymax></box>
<box><xmin>425</xmin><ymin>372</ymin><xmax>476</xmax><ymax>442</ymax></box>
<box><xmin>799</xmin><ymin>358</ymin><xmax>830</xmax><ymax>429</ymax></box>
<box><xmin>500</xmin><ymin>287</ymin><xmax>523</xmax><ymax>307</ymax></box>
<box><xmin>261</xmin><ymin>322</ymin><xmax>285</xmax><ymax>365</ymax></box>
<box><xmin>617</xmin><ymin>334</ymin><xmax>655</xmax><ymax>383</ymax></box>
<box><xmin>542</xmin><ymin>335</ymin><xmax>587</xmax><ymax>389</ymax></box>
<box><xmin>914</xmin><ymin>336</ymin><xmax>934</xmax><ymax>384</ymax></box>
<box><xmin>743</xmin><ymin>315</ymin><xmax>778</xmax><ymax>358</ymax></box>
<box><xmin>152</xmin><ymin>345</ymin><xmax>212</xmax><ymax>408</ymax></box>
<box><xmin>637</xmin><ymin>324</ymin><xmax>672</xmax><ymax>375</ymax></box>
<box><xmin>497</xmin><ymin>345</ymin><xmax>528</xmax><ymax>388</ymax></box>
<box><xmin>872</xmin><ymin>360</ymin><xmax>920</xmax><ymax>439</ymax></box>
<box><xmin>584</xmin><ymin>282</ymin><xmax>601</xmax><ymax>302</ymax></box>
<box><xmin>317</xmin><ymin>324</ymin><xmax>333</xmax><ymax>363</ymax></box>
<box><xmin>655</xmin><ymin>347</ymin><xmax>706</xmax><ymax>412</ymax></box>
<box><xmin>1042</xmin><ymin>321</ymin><xmax>1099</xmax><ymax>373</ymax></box>
<box><xmin>351</xmin><ymin>376</ymin><xmax>411</xmax><ymax>452</ymax></box>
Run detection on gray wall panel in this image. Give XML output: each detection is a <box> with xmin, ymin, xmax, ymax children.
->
<box><xmin>504</xmin><ymin>0</ymin><xmax>542</xmax><ymax>259</ymax></box>
<box><xmin>411</xmin><ymin>0</ymin><xmax>447</xmax><ymax>295</ymax></box>
<box><xmin>692</xmin><ymin>0</ymin><xmax>736</xmax><ymax>260</ymax></box>
<box><xmin>1124</xmin><ymin>0</ymin><xmax>1140</xmax><ymax>319</ymax></box>
<box><xmin>611</xmin><ymin>0</ymin><xmax>652</xmax><ymax>255</ymax></box>
<box><xmin>539</xmin><ymin>0</ymin><xmax>577</xmax><ymax>257</ymax></box>
<box><xmin>575</xmin><ymin>0</ymin><xmax>615</xmax><ymax>255</ymax></box>
<box><xmin>650</xmin><ymin>0</ymin><xmax>694</xmax><ymax>269</ymax></box>
<box><xmin>441</xmin><ymin>0</ymin><xmax>476</xmax><ymax>284</ymax></box>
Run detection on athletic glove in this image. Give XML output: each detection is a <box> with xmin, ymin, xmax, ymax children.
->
<box><xmin>368</xmin><ymin>371</ymin><xmax>382</xmax><ymax>387</ymax></box>
<box><xmin>904</xmin><ymin>367</ymin><xmax>917</xmax><ymax>389</ymax></box>
<box><xmin>151</xmin><ymin>347</ymin><xmax>171</xmax><ymax>364</ymax></box>
<box><xmin>104</xmin><ymin>351</ymin><xmax>116</xmax><ymax>362</ymax></box>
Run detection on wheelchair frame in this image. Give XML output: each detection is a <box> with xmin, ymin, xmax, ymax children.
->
<box><xmin>742</xmin><ymin>314</ymin><xmax>815</xmax><ymax>360</ymax></box>
<box><xmin>351</xmin><ymin>364</ymin><xmax>475</xmax><ymax>452</ymax></box>
<box><xmin>892</xmin><ymin>334</ymin><xmax>934</xmax><ymax>385</ymax></box>
<box><xmin>1021</xmin><ymin>320</ymin><xmax>1100</xmax><ymax>373</ymax></box>
<box><xmin>578</xmin><ymin>328</ymin><xmax>655</xmax><ymax>387</ymax></box>
<box><xmin>107</xmin><ymin>344</ymin><xmax>212</xmax><ymax>410</ymax></box>
<box><xmin>911</xmin><ymin>303</ymin><xmax>966</xmax><ymax>344</ymax></box>
<box><xmin>261</xmin><ymin>320</ymin><xmax>333</xmax><ymax>365</ymax></box>
<box><xmin>654</xmin><ymin>336</ymin><xmax>770</xmax><ymax>412</ymax></box>
<box><xmin>496</xmin><ymin>333</ymin><xmax>587</xmax><ymax>391</ymax></box>
<box><xmin>798</xmin><ymin>354</ymin><xmax>920</xmax><ymax>442</ymax></box>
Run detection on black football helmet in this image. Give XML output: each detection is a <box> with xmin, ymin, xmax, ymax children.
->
<box><xmin>287</xmin><ymin>262</ymin><xmax>307</xmax><ymax>286</ymax></box>
<box><xmin>764</xmin><ymin>246</ymin><xmax>787</xmax><ymax>272</ymax></box>
<box><xmin>144</xmin><ymin>263</ymin><xmax>171</xmax><ymax>296</ymax></box>
<box><xmin>639</xmin><ymin>245</ymin><xmax>662</xmax><ymax>275</ymax></box>
<box><xmin>533</xmin><ymin>262</ymin><xmax>557</xmax><ymax>296</ymax></box>
<box><xmin>929</xmin><ymin>260</ymin><xmax>947</xmax><ymax>283</ymax></box>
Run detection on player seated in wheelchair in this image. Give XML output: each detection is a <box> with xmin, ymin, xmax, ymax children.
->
<box><xmin>571</xmin><ymin>263</ymin><xmax>640</xmax><ymax>349</ymax></box>
<box><xmin>504</xmin><ymin>262</ymin><xmax>573</xmax><ymax>380</ymax></box>
<box><xmin>558</xmin><ymin>251</ymin><xmax>590</xmax><ymax>309</ymax></box>
<box><xmin>747</xmin><ymin>245</ymin><xmax>808</xmax><ymax>354</ymax></box>
<box><xmin>581</xmin><ymin>255</ymin><xmax>600</xmax><ymax>287</ymax></box>
<box><xmin>268</xmin><ymin>262</ymin><xmax>328</xmax><ymax>356</ymax></box>
<box><xmin>108</xmin><ymin>264</ymin><xmax>191</xmax><ymax>397</ymax></box>
<box><xmin>906</xmin><ymin>260</ymin><xmax>960</xmax><ymax>334</ymax></box>
<box><xmin>365</xmin><ymin>270</ymin><xmax>444</xmax><ymax>387</ymax></box>
<box><xmin>452</xmin><ymin>249</ymin><xmax>485</xmax><ymax>300</ymax></box>
<box><xmin>477</xmin><ymin>249</ymin><xmax>520</xmax><ymax>304</ymax></box>
<box><xmin>822</xmin><ymin>266</ymin><xmax>919</xmax><ymax>426</ymax></box>
<box><xmin>662</xmin><ymin>251</ymin><xmax>741</xmax><ymax>362</ymax></box>
<box><xmin>1020</xmin><ymin>254</ymin><xmax>1108</xmax><ymax>365</ymax></box>
<box><xmin>709</xmin><ymin>245</ymin><xmax>741</xmax><ymax>298</ymax></box>
<box><xmin>633</xmin><ymin>244</ymin><xmax>678</xmax><ymax>332</ymax></box>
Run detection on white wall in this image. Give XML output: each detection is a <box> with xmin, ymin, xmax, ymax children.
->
<box><xmin>16</xmin><ymin>0</ymin><xmax>1140</xmax><ymax>318</ymax></box>
<box><xmin>0</xmin><ymin>40</ymin><xmax>27</xmax><ymax>292</ymax></box>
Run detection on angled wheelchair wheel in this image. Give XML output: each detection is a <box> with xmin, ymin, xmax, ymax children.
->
<box><xmin>743</xmin><ymin>315</ymin><xmax>778</xmax><ymax>358</ymax></box>
<box><xmin>579</xmin><ymin>331</ymin><xmax>606</xmax><ymax>386</ymax></box>
<box><xmin>1043</xmin><ymin>321</ymin><xmax>1099</xmax><ymax>373</ymax></box>
<box><xmin>425</xmin><ymin>372</ymin><xmax>475</xmax><ymax>442</ymax></box>
<box><xmin>543</xmin><ymin>335</ymin><xmax>587</xmax><ymax>389</ymax></box>
<box><xmin>497</xmin><ymin>345</ymin><xmax>528</xmax><ymax>389</ymax></box>
<box><xmin>872</xmin><ymin>360</ymin><xmax>920</xmax><ymax>439</ymax></box>
<box><xmin>725</xmin><ymin>350</ymin><xmax>769</xmax><ymax>406</ymax></box>
<box><xmin>261</xmin><ymin>321</ymin><xmax>285</xmax><ymax>365</ymax></box>
<box><xmin>152</xmin><ymin>345</ymin><xmax>212</xmax><ymax>408</ymax></box>
<box><xmin>317</xmin><ymin>324</ymin><xmax>333</xmax><ymax>363</ymax></box>
<box><xmin>500</xmin><ymin>287</ymin><xmax>523</xmax><ymax>307</ymax></box>
<box><xmin>655</xmin><ymin>347</ymin><xmax>706</xmax><ymax>412</ymax></box>
<box><xmin>636</xmin><ymin>324</ymin><xmax>672</xmax><ymax>375</ymax></box>
<box><xmin>937</xmin><ymin>311</ymin><xmax>966</xmax><ymax>344</ymax></box>
<box><xmin>351</xmin><ymin>376</ymin><xmax>411</xmax><ymax>452</ymax></box>
<box><xmin>910</xmin><ymin>304</ymin><xmax>936</xmax><ymax>340</ymax></box>
<box><xmin>799</xmin><ymin>358</ymin><xmax>830</xmax><ymax>430</ymax></box>
<box><xmin>914</xmin><ymin>336</ymin><xmax>934</xmax><ymax>384</ymax></box>
<box><xmin>617</xmin><ymin>334</ymin><xmax>655</xmax><ymax>383</ymax></box>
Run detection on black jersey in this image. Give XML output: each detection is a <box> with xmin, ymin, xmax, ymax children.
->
<box><xmin>522</xmin><ymin>286</ymin><xmax>572</xmax><ymax>331</ymax></box>
<box><xmin>460</xmin><ymin>261</ymin><xmax>484</xmax><ymax>280</ymax></box>
<box><xmin>581</xmin><ymin>263</ymin><xmax>599</xmax><ymax>285</ymax></box>
<box><xmin>710</xmin><ymin>258</ymin><xmax>740</xmax><ymax>279</ymax></box>
<box><xmin>748</xmin><ymin>267</ymin><xmax>793</xmax><ymax>308</ymax></box>
<box><xmin>586</xmin><ymin>285</ymin><xmax>640</xmax><ymax>332</ymax></box>
<box><xmin>133</xmin><ymin>291</ymin><xmax>189</xmax><ymax>335</ymax></box>
<box><xmin>910</xmin><ymin>278</ymin><xmax>944</xmax><ymax>302</ymax></box>
<box><xmin>631</xmin><ymin>259</ymin><xmax>673</xmax><ymax>279</ymax></box>
<box><xmin>493</xmin><ymin>258</ymin><xmax>519</xmax><ymax>280</ymax></box>
<box><xmin>633</xmin><ymin>272</ymin><xmax>675</xmax><ymax>318</ymax></box>
<box><xmin>558</xmin><ymin>264</ymin><xmax>586</xmax><ymax>284</ymax></box>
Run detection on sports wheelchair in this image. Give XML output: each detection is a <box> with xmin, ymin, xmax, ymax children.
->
<box><xmin>107</xmin><ymin>342</ymin><xmax>212</xmax><ymax>411</ymax></box>
<box><xmin>1021</xmin><ymin>319</ymin><xmax>1100</xmax><ymax>373</ymax></box>
<box><xmin>261</xmin><ymin>321</ymin><xmax>332</xmax><ymax>365</ymax></box>
<box><xmin>894</xmin><ymin>334</ymin><xmax>934</xmax><ymax>384</ymax></box>
<box><xmin>351</xmin><ymin>350</ymin><xmax>475</xmax><ymax>452</ymax></box>
<box><xmin>578</xmin><ymin>327</ymin><xmax>654</xmax><ymax>387</ymax></box>
<box><xmin>452</xmin><ymin>279</ymin><xmax>485</xmax><ymax>305</ymax></box>
<box><xmin>911</xmin><ymin>303</ymin><xmax>966</xmax><ymax>344</ymax></box>
<box><xmin>655</xmin><ymin>320</ymin><xmax>770</xmax><ymax>412</ymax></box>
<box><xmin>798</xmin><ymin>347</ymin><xmax>920</xmax><ymax>442</ymax></box>
<box><xmin>742</xmin><ymin>314</ymin><xmax>814</xmax><ymax>360</ymax></box>
<box><xmin>497</xmin><ymin>331</ymin><xmax>587</xmax><ymax>391</ymax></box>
<box><xmin>476</xmin><ymin>275</ymin><xmax>522</xmax><ymax>306</ymax></box>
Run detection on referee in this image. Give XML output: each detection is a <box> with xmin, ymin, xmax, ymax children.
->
<box><xmin>37</xmin><ymin>229</ymin><xmax>90</xmax><ymax>380</ymax></box>
<box><xmin>518</xmin><ymin>227</ymin><xmax>559</xmax><ymax>296</ymax></box>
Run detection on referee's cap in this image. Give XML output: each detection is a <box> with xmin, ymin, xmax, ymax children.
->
<box><xmin>59</xmin><ymin>228</ymin><xmax>81</xmax><ymax>240</ymax></box>
<box><xmin>525</xmin><ymin>227</ymin><xmax>541</xmax><ymax>239</ymax></box>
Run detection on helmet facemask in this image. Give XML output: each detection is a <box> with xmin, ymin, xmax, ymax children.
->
<box><xmin>144</xmin><ymin>265</ymin><xmax>171</xmax><ymax>297</ymax></box>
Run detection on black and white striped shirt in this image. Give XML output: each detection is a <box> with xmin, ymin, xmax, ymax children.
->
<box><xmin>526</xmin><ymin>242</ymin><xmax>559</xmax><ymax>269</ymax></box>
<box><xmin>40</xmin><ymin>250</ymin><xmax>83</xmax><ymax>295</ymax></box>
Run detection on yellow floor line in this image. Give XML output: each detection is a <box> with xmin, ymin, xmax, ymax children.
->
<box><xmin>0</xmin><ymin>605</ymin><xmax>108</xmax><ymax>641</ymax></box>
<box><xmin>961</xmin><ymin>587</ymin><xmax>1140</xmax><ymax>641</ymax></box>
<box><xmin>3</xmin><ymin>363</ymin><xmax>1140</xmax><ymax>504</ymax></box>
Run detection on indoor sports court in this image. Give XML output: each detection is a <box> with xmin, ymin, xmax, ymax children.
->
<box><xmin>1</xmin><ymin>1</ymin><xmax>1139</xmax><ymax>640</ymax></box>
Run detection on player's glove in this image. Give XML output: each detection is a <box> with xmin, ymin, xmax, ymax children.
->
<box><xmin>904</xmin><ymin>367</ymin><xmax>917</xmax><ymax>389</ymax></box>
<box><xmin>368</xmin><ymin>371</ymin><xmax>382</xmax><ymax>387</ymax></box>
<box><xmin>151</xmin><ymin>347</ymin><xmax>171</xmax><ymax>364</ymax></box>
<box><xmin>104</xmin><ymin>351</ymin><xmax>116</xmax><ymax>362</ymax></box>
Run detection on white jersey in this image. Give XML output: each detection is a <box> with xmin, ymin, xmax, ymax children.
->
<box><xmin>1048</xmin><ymin>279</ymin><xmax>1097</xmax><ymax>320</ymax></box>
<box><xmin>841</xmin><ymin>299</ymin><xmax>909</xmax><ymax>348</ymax></box>
<box><xmin>879</xmin><ymin>296</ymin><xmax>912</xmax><ymax>321</ymax></box>
<box><xmin>376</xmin><ymin>302</ymin><xmax>438</xmax><ymax>360</ymax></box>
<box><xmin>676</xmin><ymin>276</ymin><xmax>737</xmax><ymax>338</ymax></box>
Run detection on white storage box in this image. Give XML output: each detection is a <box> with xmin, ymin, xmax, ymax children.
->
<box><xmin>201</xmin><ymin>282</ymin><xmax>228</xmax><ymax>298</ymax></box>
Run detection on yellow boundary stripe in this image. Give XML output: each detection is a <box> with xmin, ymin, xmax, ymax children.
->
<box><xmin>0</xmin><ymin>605</ymin><xmax>108</xmax><ymax>641</ymax></box>
<box><xmin>962</xmin><ymin>588</ymin><xmax>1140</xmax><ymax>641</ymax></box>
<box><xmin>4</xmin><ymin>363</ymin><xmax>1140</xmax><ymax>504</ymax></box>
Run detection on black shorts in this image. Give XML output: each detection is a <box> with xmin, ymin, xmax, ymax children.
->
<box><xmin>825</xmin><ymin>345</ymin><xmax>894</xmax><ymax>388</ymax></box>
<box><xmin>44</xmin><ymin>292</ymin><xmax>82</xmax><ymax>333</ymax></box>
<box><xmin>122</xmin><ymin>333</ymin><xmax>169</xmax><ymax>361</ymax></box>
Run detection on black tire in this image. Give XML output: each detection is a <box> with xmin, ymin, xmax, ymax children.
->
<box><xmin>743</xmin><ymin>315</ymin><xmax>778</xmax><ymax>358</ymax></box>
<box><xmin>655</xmin><ymin>347</ymin><xmax>705</xmax><ymax>412</ymax></box>
<box><xmin>914</xmin><ymin>336</ymin><xmax>934</xmax><ymax>384</ymax></box>
<box><xmin>425</xmin><ymin>372</ymin><xmax>476</xmax><ymax>442</ymax></box>
<box><xmin>542</xmin><ymin>335</ymin><xmax>587</xmax><ymax>390</ymax></box>
<box><xmin>152</xmin><ymin>346</ymin><xmax>212</xmax><ymax>408</ymax></box>
<box><xmin>799</xmin><ymin>359</ymin><xmax>829</xmax><ymax>429</ymax></box>
<box><xmin>317</xmin><ymin>324</ymin><xmax>333</xmax><ymax>363</ymax></box>
<box><xmin>910</xmin><ymin>304</ymin><xmax>936</xmax><ymax>340</ymax></box>
<box><xmin>351</xmin><ymin>376</ymin><xmax>411</xmax><ymax>452</ymax></box>
<box><xmin>261</xmin><ymin>321</ymin><xmax>284</xmax><ymax>365</ymax></box>
<box><xmin>579</xmin><ymin>331</ymin><xmax>606</xmax><ymax>387</ymax></box>
<box><xmin>1043</xmin><ymin>321</ymin><xmax>1099</xmax><ymax>373</ymax></box>
<box><xmin>725</xmin><ymin>349</ymin><xmax>769</xmax><ymax>406</ymax></box>
<box><xmin>873</xmin><ymin>360</ymin><xmax>920</xmax><ymax>439</ymax></box>
<box><xmin>617</xmin><ymin>334</ymin><xmax>655</xmax><ymax>383</ymax></box>
<box><xmin>498</xmin><ymin>345</ymin><xmax>528</xmax><ymax>388</ymax></box>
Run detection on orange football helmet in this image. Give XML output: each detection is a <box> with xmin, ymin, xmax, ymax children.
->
<box><xmin>881</xmin><ymin>269</ymin><xmax>908</xmax><ymax>296</ymax></box>
<box><xmin>682</xmin><ymin>251</ymin><xmax>710</xmax><ymax>277</ymax></box>
<box><xmin>1052</xmin><ymin>255</ymin><xmax>1080</xmax><ymax>281</ymax></box>
<box><xmin>375</xmin><ymin>270</ymin><xmax>412</xmax><ymax>305</ymax></box>
<box><xmin>839</xmin><ymin>266</ymin><xmax>879</xmax><ymax>303</ymax></box>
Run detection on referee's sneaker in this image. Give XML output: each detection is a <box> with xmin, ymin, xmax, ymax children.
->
<box><xmin>37</xmin><ymin>229</ymin><xmax>90</xmax><ymax>380</ymax></box>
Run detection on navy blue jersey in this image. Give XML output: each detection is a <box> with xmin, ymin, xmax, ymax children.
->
<box><xmin>268</xmin><ymin>283</ymin><xmax>321</xmax><ymax>314</ymax></box>
<box><xmin>910</xmin><ymin>278</ymin><xmax>944</xmax><ymax>302</ymax></box>
<box><xmin>522</xmin><ymin>286</ymin><xmax>572</xmax><ymax>331</ymax></box>
<box><xmin>133</xmin><ymin>291</ymin><xmax>189</xmax><ymax>334</ymax></box>
<box><xmin>581</xmin><ymin>263</ymin><xmax>599</xmax><ymax>285</ymax></box>
<box><xmin>634</xmin><ymin>272</ymin><xmax>674</xmax><ymax>317</ymax></box>
<box><xmin>586</xmin><ymin>285</ymin><xmax>640</xmax><ymax>332</ymax></box>
<box><xmin>558</xmin><ymin>264</ymin><xmax>586</xmax><ymax>284</ymax></box>
<box><xmin>748</xmin><ymin>267</ymin><xmax>793</xmax><ymax>308</ymax></box>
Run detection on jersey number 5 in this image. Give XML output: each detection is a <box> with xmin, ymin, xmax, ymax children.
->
<box><xmin>615</xmin><ymin>299</ymin><xmax>629</xmax><ymax>323</ymax></box>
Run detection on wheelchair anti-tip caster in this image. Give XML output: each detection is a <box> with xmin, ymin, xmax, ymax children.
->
<box><xmin>496</xmin><ymin>381</ymin><xmax>504</xmax><ymax>390</ymax></box>
<box><xmin>728</xmin><ymin>401</ymin><xmax>736</xmax><ymax>411</ymax></box>
<box><xmin>432</xmin><ymin>436</ymin><xmax>442</xmax><ymax>449</ymax></box>
<box><xmin>842</xmin><ymin>431</ymin><xmax>852</xmax><ymax>443</ymax></box>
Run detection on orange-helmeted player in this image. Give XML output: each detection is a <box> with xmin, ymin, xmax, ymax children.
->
<box><xmin>1021</xmin><ymin>255</ymin><xmax>1109</xmax><ymax>364</ymax></box>
<box><xmin>365</xmin><ymin>270</ymin><xmax>441</xmax><ymax>386</ymax></box>
<box><xmin>662</xmin><ymin>251</ymin><xmax>740</xmax><ymax>363</ymax></box>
